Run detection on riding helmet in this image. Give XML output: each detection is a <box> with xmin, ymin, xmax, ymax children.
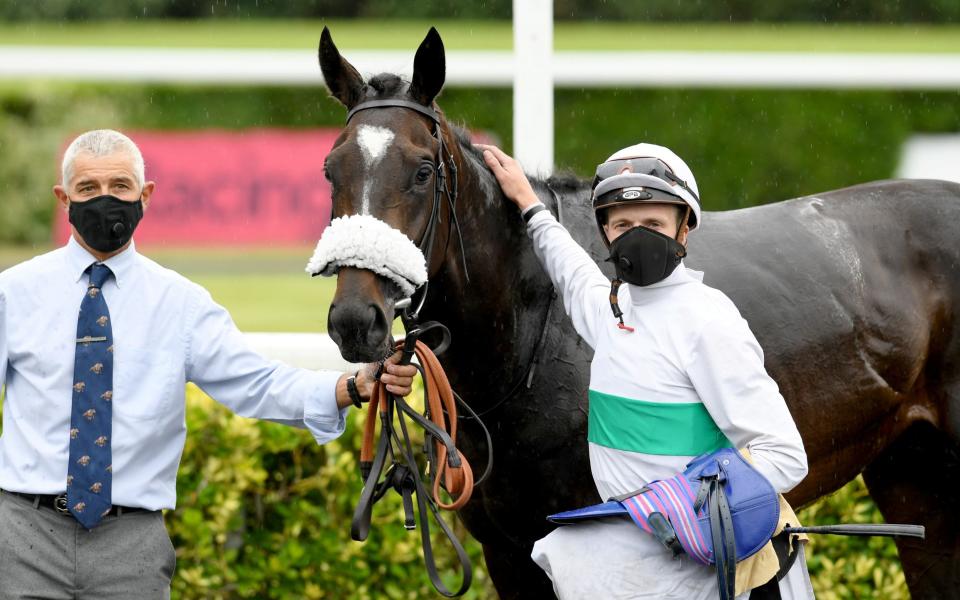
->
<box><xmin>592</xmin><ymin>143</ymin><xmax>702</xmax><ymax>243</ymax></box>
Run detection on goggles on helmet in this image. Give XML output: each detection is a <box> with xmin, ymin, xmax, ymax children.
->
<box><xmin>591</xmin><ymin>156</ymin><xmax>701</xmax><ymax>234</ymax></box>
<box><xmin>592</xmin><ymin>157</ymin><xmax>700</xmax><ymax>204</ymax></box>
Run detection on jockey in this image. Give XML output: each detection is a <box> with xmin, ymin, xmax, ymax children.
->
<box><xmin>479</xmin><ymin>142</ymin><xmax>815</xmax><ymax>599</ymax></box>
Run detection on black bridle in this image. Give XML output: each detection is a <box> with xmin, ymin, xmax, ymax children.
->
<box><xmin>345</xmin><ymin>98</ymin><xmax>468</xmax><ymax>323</ymax></box>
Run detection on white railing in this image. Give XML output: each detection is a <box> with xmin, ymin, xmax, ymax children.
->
<box><xmin>243</xmin><ymin>332</ymin><xmax>358</xmax><ymax>371</ymax></box>
<box><xmin>2</xmin><ymin>46</ymin><xmax>960</xmax><ymax>89</ymax></box>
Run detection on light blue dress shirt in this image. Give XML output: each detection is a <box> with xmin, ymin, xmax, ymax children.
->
<box><xmin>0</xmin><ymin>237</ymin><xmax>347</xmax><ymax>510</ymax></box>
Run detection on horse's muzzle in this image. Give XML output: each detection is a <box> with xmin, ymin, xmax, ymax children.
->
<box><xmin>328</xmin><ymin>301</ymin><xmax>391</xmax><ymax>363</ymax></box>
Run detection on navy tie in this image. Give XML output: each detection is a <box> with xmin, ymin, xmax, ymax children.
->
<box><xmin>67</xmin><ymin>263</ymin><xmax>114</xmax><ymax>528</ymax></box>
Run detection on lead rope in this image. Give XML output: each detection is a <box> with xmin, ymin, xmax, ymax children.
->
<box><xmin>352</xmin><ymin>324</ymin><xmax>475</xmax><ymax>597</ymax></box>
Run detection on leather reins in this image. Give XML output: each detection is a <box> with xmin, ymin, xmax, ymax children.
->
<box><xmin>350</xmin><ymin>322</ymin><xmax>479</xmax><ymax>597</ymax></box>
<box><xmin>359</xmin><ymin>335</ymin><xmax>474</xmax><ymax>512</ymax></box>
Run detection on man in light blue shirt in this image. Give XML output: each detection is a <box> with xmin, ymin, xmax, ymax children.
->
<box><xmin>0</xmin><ymin>129</ymin><xmax>417</xmax><ymax>599</ymax></box>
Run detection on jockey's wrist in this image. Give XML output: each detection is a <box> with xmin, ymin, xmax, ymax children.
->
<box><xmin>522</xmin><ymin>202</ymin><xmax>547</xmax><ymax>223</ymax></box>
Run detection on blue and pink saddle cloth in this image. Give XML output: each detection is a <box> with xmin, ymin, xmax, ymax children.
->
<box><xmin>548</xmin><ymin>448</ymin><xmax>780</xmax><ymax>598</ymax></box>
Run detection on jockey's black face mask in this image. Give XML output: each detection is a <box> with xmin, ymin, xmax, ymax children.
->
<box><xmin>68</xmin><ymin>194</ymin><xmax>144</xmax><ymax>253</ymax></box>
<box><xmin>606</xmin><ymin>225</ymin><xmax>687</xmax><ymax>287</ymax></box>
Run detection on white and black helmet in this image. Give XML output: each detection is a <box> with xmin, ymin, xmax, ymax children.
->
<box><xmin>592</xmin><ymin>143</ymin><xmax>702</xmax><ymax>239</ymax></box>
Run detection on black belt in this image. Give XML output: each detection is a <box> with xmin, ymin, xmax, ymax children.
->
<box><xmin>1</xmin><ymin>489</ymin><xmax>150</xmax><ymax>518</ymax></box>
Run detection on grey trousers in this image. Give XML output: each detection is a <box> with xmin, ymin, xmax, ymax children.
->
<box><xmin>0</xmin><ymin>491</ymin><xmax>175</xmax><ymax>600</ymax></box>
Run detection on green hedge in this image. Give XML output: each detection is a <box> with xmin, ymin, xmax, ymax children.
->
<box><xmin>2</xmin><ymin>83</ymin><xmax>959</xmax><ymax>244</ymax></box>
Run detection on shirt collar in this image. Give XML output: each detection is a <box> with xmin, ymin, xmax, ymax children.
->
<box><xmin>65</xmin><ymin>235</ymin><xmax>137</xmax><ymax>288</ymax></box>
<box><xmin>626</xmin><ymin>262</ymin><xmax>703</xmax><ymax>299</ymax></box>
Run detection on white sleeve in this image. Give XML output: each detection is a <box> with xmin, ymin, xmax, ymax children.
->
<box><xmin>0</xmin><ymin>291</ymin><xmax>7</xmax><ymax>395</ymax></box>
<box><xmin>685</xmin><ymin>309</ymin><xmax>808</xmax><ymax>493</ymax></box>
<box><xmin>526</xmin><ymin>209</ymin><xmax>611</xmax><ymax>349</ymax></box>
<box><xmin>184</xmin><ymin>288</ymin><xmax>348</xmax><ymax>445</ymax></box>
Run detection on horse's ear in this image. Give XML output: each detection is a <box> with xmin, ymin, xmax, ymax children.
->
<box><xmin>319</xmin><ymin>26</ymin><xmax>365</xmax><ymax>109</ymax></box>
<box><xmin>409</xmin><ymin>27</ymin><xmax>446</xmax><ymax>107</ymax></box>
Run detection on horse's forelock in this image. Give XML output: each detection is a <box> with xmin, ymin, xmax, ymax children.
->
<box><xmin>367</xmin><ymin>73</ymin><xmax>411</xmax><ymax>99</ymax></box>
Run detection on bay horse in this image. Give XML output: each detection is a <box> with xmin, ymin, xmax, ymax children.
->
<box><xmin>318</xmin><ymin>27</ymin><xmax>960</xmax><ymax>599</ymax></box>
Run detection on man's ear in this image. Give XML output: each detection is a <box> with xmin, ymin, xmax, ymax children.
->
<box><xmin>319</xmin><ymin>26</ymin><xmax>365</xmax><ymax>109</ymax></box>
<box><xmin>141</xmin><ymin>181</ymin><xmax>156</xmax><ymax>211</ymax></box>
<box><xmin>53</xmin><ymin>184</ymin><xmax>69</xmax><ymax>211</ymax></box>
<box><xmin>677</xmin><ymin>224</ymin><xmax>690</xmax><ymax>248</ymax></box>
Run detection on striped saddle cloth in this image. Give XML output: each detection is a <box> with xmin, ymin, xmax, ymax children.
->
<box><xmin>548</xmin><ymin>448</ymin><xmax>780</xmax><ymax>599</ymax></box>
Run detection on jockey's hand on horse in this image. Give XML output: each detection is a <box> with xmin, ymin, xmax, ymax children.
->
<box><xmin>336</xmin><ymin>352</ymin><xmax>418</xmax><ymax>409</ymax></box>
<box><xmin>478</xmin><ymin>144</ymin><xmax>542</xmax><ymax>211</ymax></box>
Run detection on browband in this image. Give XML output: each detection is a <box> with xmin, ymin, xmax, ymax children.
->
<box><xmin>346</xmin><ymin>99</ymin><xmax>440</xmax><ymax>124</ymax></box>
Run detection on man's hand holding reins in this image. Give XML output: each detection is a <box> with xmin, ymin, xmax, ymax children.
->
<box><xmin>336</xmin><ymin>351</ymin><xmax>418</xmax><ymax>409</ymax></box>
<box><xmin>477</xmin><ymin>144</ymin><xmax>541</xmax><ymax>212</ymax></box>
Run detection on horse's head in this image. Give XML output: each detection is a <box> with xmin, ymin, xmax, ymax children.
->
<box><xmin>317</xmin><ymin>27</ymin><xmax>454</xmax><ymax>362</ymax></box>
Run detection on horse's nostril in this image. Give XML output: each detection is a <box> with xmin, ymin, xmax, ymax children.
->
<box><xmin>365</xmin><ymin>304</ymin><xmax>389</xmax><ymax>349</ymax></box>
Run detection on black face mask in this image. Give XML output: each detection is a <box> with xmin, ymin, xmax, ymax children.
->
<box><xmin>606</xmin><ymin>225</ymin><xmax>687</xmax><ymax>287</ymax></box>
<box><xmin>68</xmin><ymin>195</ymin><xmax>144</xmax><ymax>253</ymax></box>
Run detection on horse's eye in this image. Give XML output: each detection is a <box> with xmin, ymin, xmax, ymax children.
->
<box><xmin>416</xmin><ymin>165</ymin><xmax>434</xmax><ymax>185</ymax></box>
<box><xmin>323</xmin><ymin>167</ymin><xmax>332</xmax><ymax>182</ymax></box>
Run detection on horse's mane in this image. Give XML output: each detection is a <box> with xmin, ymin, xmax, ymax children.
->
<box><xmin>447</xmin><ymin>120</ymin><xmax>593</xmax><ymax>217</ymax></box>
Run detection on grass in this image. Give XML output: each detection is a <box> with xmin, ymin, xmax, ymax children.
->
<box><xmin>1</xmin><ymin>19</ymin><xmax>959</xmax><ymax>53</ymax></box>
<box><xmin>190</xmin><ymin>272</ymin><xmax>334</xmax><ymax>333</ymax></box>
<box><xmin>145</xmin><ymin>245</ymin><xmax>340</xmax><ymax>333</ymax></box>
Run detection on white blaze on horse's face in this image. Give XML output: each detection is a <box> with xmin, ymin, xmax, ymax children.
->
<box><xmin>356</xmin><ymin>124</ymin><xmax>395</xmax><ymax>214</ymax></box>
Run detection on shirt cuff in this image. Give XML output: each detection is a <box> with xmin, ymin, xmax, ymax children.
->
<box><xmin>524</xmin><ymin>206</ymin><xmax>555</xmax><ymax>236</ymax></box>
<box><xmin>521</xmin><ymin>202</ymin><xmax>546</xmax><ymax>221</ymax></box>
<box><xmin>303</xmin><ymin>370</ymin><xmax>350</xmax><ymax>445</ymax></box>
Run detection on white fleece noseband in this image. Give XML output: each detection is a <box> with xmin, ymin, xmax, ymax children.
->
<box><xmin>305</xmin><ymin>214</ymin><xmax>427</xmax><ymax>298</ymax></box>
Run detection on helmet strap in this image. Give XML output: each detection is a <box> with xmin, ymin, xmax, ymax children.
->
<box><xmin>609</xmin><ymin>278</ymin><xmax>635</xmax><ymax>333</ymax></box>
<box><xmin>676</xmin><ymin>206</ymin><xmax>691</xmax><ymax>241</ymax></box>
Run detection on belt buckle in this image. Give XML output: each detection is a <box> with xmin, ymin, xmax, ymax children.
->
<box><xmin>54</xmin><ymin>494</ymin><xmax>70</xmax><ymax>514</ymax></box>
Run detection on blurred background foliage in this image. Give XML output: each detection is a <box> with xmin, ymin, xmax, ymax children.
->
<box><xmin>2</xmin><ymin>83</ymin><xmax>959</xmax><ymax>245</ymax></box>
<box><xmin>1</xmin><ymin>0</ymin><xmax>958</xmax><ymax>22</ymax></box>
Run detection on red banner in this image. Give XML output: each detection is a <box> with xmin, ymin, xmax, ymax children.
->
<box><xmin>55</xmin><ymin>129</ymin><xmax>339</xmax><ymax>246</ymax></box>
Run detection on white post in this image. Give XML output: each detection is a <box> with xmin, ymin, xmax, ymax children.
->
<box><xmin>512</xmin><ymin>0</ymin><xmax>553</xmax><ymax>176</ymax></box>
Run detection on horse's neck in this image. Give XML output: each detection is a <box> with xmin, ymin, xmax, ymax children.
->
<box><xmin>420</xmin><ymin>136</ymin><xmax>555</xmax><ymax>396</ymax></box>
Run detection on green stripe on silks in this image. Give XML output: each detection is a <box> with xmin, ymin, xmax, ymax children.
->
<box><xmin>588</xmin><ymin>389</ymin><xmax>732</xmax><ymax>455</ymax></box>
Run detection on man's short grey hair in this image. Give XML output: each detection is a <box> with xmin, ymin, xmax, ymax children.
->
<box><xmin>61</xmin><ymin>129</ymin><xmax>146</xmax><ymax>188</ymax></box>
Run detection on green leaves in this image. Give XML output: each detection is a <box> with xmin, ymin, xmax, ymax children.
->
<box><xmin>798</xmin><ymin>476</ymin><xmax>908</xmax><ymax>599</ymax></box>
